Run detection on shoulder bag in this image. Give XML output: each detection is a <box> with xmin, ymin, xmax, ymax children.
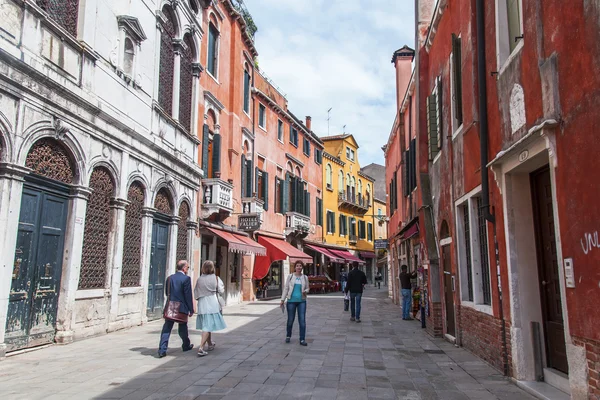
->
<box><xmin>215</xmin><ymin>275</ymin><xmax>226</xmax><ymax>310</ymax></box>
<box><xmin>163</xmin><ymin>276</ymin><xmax>188</xmax><ymax>323</ymax></box>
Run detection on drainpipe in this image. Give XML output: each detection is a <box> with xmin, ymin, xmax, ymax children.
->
<box><xmin>476</xmin><ymin>0</ymin><xmax>509</xmax><ymax>377</ymax></box>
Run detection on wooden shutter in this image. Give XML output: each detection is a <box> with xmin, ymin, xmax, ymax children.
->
<box><xmin>404</xmin><ymin>150</ymin><xmax>410</xmax><ymax>197</ymax></box>
<box><xmin>331</xmin><ymin>211</ymin><xmax>336</xmax><ymax>234</ymax></box>
<box><xmin>243</xmin><ymin>70</ymin><xmax>250</xmax><ymax>113</ymax></box>
<box><xmin>202</xmin><ymin>125</ymin><xmax>210</xmax><ymax>173</ymax></box>
<box><xmin>368</xmin><ymin>223</ymin><xmax>373</xmax><ymax>241</ymax></box>
<box><xmin>305</xmin><ymin>191</ymin><xmax>310</xmax><ymax>217</ymax></box>
<box><xmin>437</xmin><ymin>77</ymin><xmax>443</xmax><ymax>150</ymax></box>
<box><xmin>410</xmin><ymin>139</ymin><xmax>416</xmax><ymax>191</ymax></box>
<box><xmin>246</xmin><ymin>160</ymin><xmax>253</xmax><ymax>197</ymax></box>
<box><xmin>427</xmin><ymin>93</ymin><xmax>438</xmax><ymax>160</ymax></box>
<box><xmin>452</xmin><ymin>34</ymin><xmax>463</xmax><ymax>125</ymax></box>
<box><xmin>241</xmin><ymin>156</ymin><xmax>246</xmax><ymax>198</ymax></box>
<box><xmin>283</xmin><ymin>173</ymin><xmax>290</xmax><ymax>213</ymax></box>
<box><xmin>263</xmin><ymin>171</ymin><xmax>269</xmax><ymax>210</ymax></box>
<box><xmin>212</xmin><ymin>133</ymin><xmax>221</xmax><ymax>174</ymax></box>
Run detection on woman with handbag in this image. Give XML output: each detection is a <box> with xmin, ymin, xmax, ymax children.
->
<box><xmin>280</xmin><ymin>262</ymin><xmax>309</xmax><ymax>346</ymax></box>
<box><xmin>193</xmin><ymin>260</ymin><xmax>227</xmax><ymax>356</ymax></box>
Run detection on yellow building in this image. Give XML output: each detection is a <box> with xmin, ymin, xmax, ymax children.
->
<box><xmin>321</xmin><ymin>135</ymin><xmax>377</xmax><ymax>280</ymax></box>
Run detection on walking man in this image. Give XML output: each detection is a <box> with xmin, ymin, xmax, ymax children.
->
<box><xmin>158</xmin><ymin>260</ymin><xmax>195</xmax><ymax>357</ymax></box>
<box><xmin>400</xmin><ymin>264</ymin><xmax>418</xmax><ymax>320</ymax></box>
<box><xmin>345</xmin><ymin>264</ymin><xmax>367</xmax><ymax>322</ymax></box>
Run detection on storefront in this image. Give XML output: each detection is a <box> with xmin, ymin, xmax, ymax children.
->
<box><xmin>359</xmin><ymin>251</ymin><xmax>376</xmax><ymax>283</ymax></box>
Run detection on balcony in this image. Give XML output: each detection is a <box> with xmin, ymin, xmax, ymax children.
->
<box><xmin>338</xmin><ymin>191</ymin><xmax>370</xmax><ymax>215</ymax></box>
<box><xmin>284</xmin><ymin>212</ymin><xmax>311</xmax><ymax>238</ymax></box>
<box><xmin>201</xmin><ymin>178</ymin><xmax>233</xmax><ymax>221</ymax></box>
<box><xmin>241</xmin><ymin>197</ymin><xmax>265</xmax><ymax>221</ymax></box>
<box><xmin>349</xmin><ymin>234</ymin><xmax>358</xmax><ymax>245</ymax></box>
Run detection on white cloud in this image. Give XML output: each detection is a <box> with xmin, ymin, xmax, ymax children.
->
<box><xmin>244</xmin><ymin>0</ymin><xmax>415</xmax><ymax>166</ymax></box>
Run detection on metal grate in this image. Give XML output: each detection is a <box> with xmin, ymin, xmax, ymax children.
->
<box><xmin>36</xmin><ymin>0</ymin><xmax>79</xmax><ymax>36</ymax></box>
<box><xmin>463</xmin><ymin>204</ymin><xmax>474</xmax><ymax>302</ymax></box>
<box><xmin>79</xmin><ymin>167</ymin><xmax>114</xmax><ymax>289</ymax></box>
<box><xmin>178</xmin><ymin>34</ymin><xmax>194</xmax><ymax>132</ymax></box>
<box><xmin>26</xmin><ymin>138</ymin><xmax>75</xmax><ymax>184</ymax></box>
<box><xmin>176</xmin><ymin>202</ymin><xmax>190</xmax><ymax>262</ymax></box>
<box><xmin>476</xmin><ymin>197</ymin><xmax>492</xmax><ymax>305</ymax></box>
<box><xmin>154</xmin><ymin>188</ymin><xmax>173</xmax><ymax>215</ymax></box>
<box><xmin>158</xmin><ymin>6</ymin><xmax>176</xmax><ymax>116</ymax></box>
<box><xmin>121</xmin><ymin>182</ymin><xmax>144</xmax><ymax>287</ymax></box>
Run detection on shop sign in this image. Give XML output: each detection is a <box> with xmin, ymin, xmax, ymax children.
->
<box><xmin>238</xmin><ymin>214</ymin><xmax>261</xmax><ymax>231</ymax></box>
<box><xmin>374</xmin><ymin>239</ymin><xmax>388</xmax><ymax>249</ymax></box>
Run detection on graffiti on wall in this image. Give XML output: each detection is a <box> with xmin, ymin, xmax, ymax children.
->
<box><xmin>581</xmin><ymin>231</ymin><xmax>599</xmax><ymax>255</ymax></box>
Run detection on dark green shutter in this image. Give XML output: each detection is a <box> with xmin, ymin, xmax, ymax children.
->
<box><xmin>202</xmin><ymin>125</ymin><xmax>210</xmax><ymax>173</ymax></box>
<box><xmin>246</xmin><ymin>160</ymin><xmax>253</xmax><ymax>197</ymax></box>
<box><xmin>427</xmin><ymin>93</ymin><xmax>438</xmax><ymax>160</ymax></box>
<box><xmin>368</xmin><ymin>223</ymin><xmax>373</xmax><ymax>241</ymax></box>
<box><xmin>241</xmin><ymin>156</ymin><xmax>246</xmax><ymax>198</ymax></box>
<box><xmin>243</xmin><ymin>70</ymin><xmax>250</xmax><ymax>113</ymax></box>
<box><xmin>255</xmin><ymin>167</ymin><xmax>259</xmax><ymax>195</ymax></box>
<box><xmin>212</xmin><ymin>133</ymin><xmax>221</xmax><ymax>174</ymax></box>
<box><xmin>452</xmin><ymin>34</ymin><xmax>463</xmax><ymax>125</ymax></box>
<box><xmin>263</xmin><ymin>171</ymin><xmax>269</xmax><ymax>210</ymax></box>
<box><xmin>332</xmin><ymin>212</ymin><xmax>336</xmax><ymax>234</ymax></box>
<box><xmin>437</xmin><ymin>77</ymin><xmax>443</xmax><ymax>150</ymax></box>
<box><xmin>305</xmin><ymin>191</ymin><xmax>310</xmax><ymax>217</ymax></box>
<box><xmin>283</xmin><ymin>173</ymin><xmax>290</xmax><ymax>213</ymax></box>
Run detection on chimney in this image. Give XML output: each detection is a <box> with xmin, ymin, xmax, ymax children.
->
<box><xmin>392</xmin><ymin>46</ymin><xmax>415</xmax><ymax>110</ymax></box>
<box><xmin>305</xmin><ymin>116</ymin><xmax>312</xmax><ymax>130</ymax></box>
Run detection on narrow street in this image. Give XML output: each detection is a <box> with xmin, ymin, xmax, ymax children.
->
<box><xmin>0</xmin><ymin>287</ymin><xmax>533</xmax><ymax>400</ymax></box>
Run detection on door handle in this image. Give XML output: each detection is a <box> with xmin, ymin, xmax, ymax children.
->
<box><xmin>541</xmin><ymin>280</ymin><xmax>549</xmax><ymax>286</ymax></box>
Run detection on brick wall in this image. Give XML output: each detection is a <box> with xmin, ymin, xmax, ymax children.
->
<box><xmin>426</xmin><ymin>302</ymin><xmax>443</xmax><ymax>337</ymax></box>
<box><xmin>459</xmin><ymin>306</ymin><xmax>512</xmax><ymax>376</ymax></box>
<box><xmin>572</xmin><ymin>336</ymin><xmax>600</xmax><ymax>400</ymax></box>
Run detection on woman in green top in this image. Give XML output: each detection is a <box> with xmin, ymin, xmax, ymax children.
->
<box><xmin>280</xmin><ymin>262</ymin><xmax>309</xmax><ymax>346</ymax></box>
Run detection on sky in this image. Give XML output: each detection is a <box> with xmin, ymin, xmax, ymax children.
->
<box><xmin>243</xmin><ymin>0</ymin><xmax>415</xmax><ymax>167</ymax></box>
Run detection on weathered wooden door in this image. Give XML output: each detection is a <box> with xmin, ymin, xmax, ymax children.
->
<box><xmin>442</xmin><ymin>245</ymin><xmax>456</xmax><ymax>337</ymax></box>
<box><xmin>531</xmin><ymin>166</ymin><xmax>568</xmax><ymax>374</ymax></box>
<box><xmin>147</xmin><ymin>220</ymin><xmax>169</xmax><ymax>320</ymax></box>
<box><xmin>5</xmin><ymin>186</ymin><xmax>68</xmax><ymax>351</ymax></box>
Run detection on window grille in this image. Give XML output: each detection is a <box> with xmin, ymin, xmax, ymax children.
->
<box><xmin>36</xmin><ymin>0</ymin><xmax>79</xmax><ymax>36</ymax></box>
<box><xmin>476</xmin><ymin>197</ymin><xmax>492</xmax><ymax>305</ymax></box>
<box><xmin>121</xmin><ymin>182</ymin><xmax>144</xmax><ymax>287</ymax></box>
<box><xmin>463</xmin><ymin>204</ymin><xmax>474</xmax><ymax>301</ymax></box>
<box><xmin>26</xmin><ymin>138</ymin><xmax>75</xmax><ymax>184</ymax></box>
<box><xmin>79</xmin><ymin>167</ymin><xmax>114</xmax><ymax>289</ymax></box>
<box><xmin>155</xmin><ymin>188</ymin><xmax>173</xmax><ymax>215</ymax></box>
<box><xmin>179</xmin><ymin>34</ymin><xmax>195</xmax><ymax>132</ymax></box>
<box><xmin>158</xmin><ymin>7</ymin><xmax>176</xmax><ymax>116</ymax></box>
<box><xmin>176</xmin><ymin>202</ymin><xmax>189</xmax><ymax>262</ymax></box>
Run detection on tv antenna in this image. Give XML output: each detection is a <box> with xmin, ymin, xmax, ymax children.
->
<box><xmin>343</xmin><ymin>124</ymin><xmax>346</xmax><ymax>134</ymax></box>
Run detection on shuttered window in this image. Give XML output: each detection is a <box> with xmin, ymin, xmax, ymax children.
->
<box><xmin>243</xmin><ymin>69</ymin><xmax>251</xmax><ymax>113</ymax></box>
<box><xmin>359</xmin><ymin>220</ymin><xmax>366</xmax><ymax>239</ymax></box>
<box><xmin>427</xmin><ymin>80</ymin><xmax>442</xmax><ymax>160</ymax></box>
<box><xmin>316</xmin><ymin>198</ymin><xmax>323</xmax><ymax>226</ymax></box>
<box><xmin>507</xmin><ymin>0</ymin><xmax>522</xmax><ymax>53</ymax></box>
<box><xmin>207</xmin><ymin>23</ymin><xmax>218</xmax><ymax>77</ymax></box>
<box><xmin>367</xmin><ymin>223</ymin><xmax>373</xmax><ymax>241</ymax></box>
<box><xmin>451</xmin><ymin>34</ymin><xmax>463</xmax><ymax>127</ymax></box>
<box><xmin>258</xmin><ymin>104</ymin><xmax>266</xmax><ymax>128</ymax></box>
<box><xmin>327</xmin><ymin>211</ymin><xmax>336</xmax><ymax>234</ymax></box>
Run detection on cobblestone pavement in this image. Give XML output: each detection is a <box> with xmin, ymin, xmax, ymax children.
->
<box><xmin>0</xmin><ymin>286</ymin><xmax>534</xmax><ymax>400</ymax></box>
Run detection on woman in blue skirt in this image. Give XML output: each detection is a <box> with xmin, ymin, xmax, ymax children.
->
<box><xmin>193</xmin><ymin>260</ymin><xmax>227</xmax><ymax>356</ymax></box>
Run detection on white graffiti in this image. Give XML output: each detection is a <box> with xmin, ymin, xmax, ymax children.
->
<box><xmin>581</xmin><ymin>231</ymin><xmax>600</xmax><ymax>255</ymax></box>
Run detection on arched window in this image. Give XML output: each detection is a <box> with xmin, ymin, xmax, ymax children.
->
<box><xmin>80</xmin><ymin>167</ymin><xmax>115</xmax><ymax>289</ymax></box>
<box><xmin>358</xmin><ymin>179</ymin><xmax>363</xmax><ymax>194</ymax></box>
<box><xmin>25</xmin><ymin>138</ymin><xmax>76</xmax><ymax>184</ymax></box>
<box><xmin>441</xmin><ymin>220</ymin><xmax>450</xmax><ymax>239</ymax></box>
<box><xmin>37</xmin><ymin>0</ymin><xmax>80</xmax><ymax>36</ymax></box>
<box><xmin>338</xmin><ymin>170</ymin><xmax>344</xmax><ymax>192</ymax></box>
<box><xmin>158</xmin><ymin>6</ymin><xmax>177</xmax><ymax>116</ymax></box>
<box><xmin>177</xmin><ymin>202</ymin><xmax>190</xmax><ymax>261</ymax></box>
<box><xmin>154</xmin><ymin>188</ymin><xmax>174</xmax><ymax>215</ymax></box>
<box><xmin>179</xmin><ymin>33</ymin><xmax>195</xmax><ymax>131</ymax></box>
<box><xmin>326</xmin><ymin>164</ymin><xmax>332</xmax><ymax>188</ymax></box>
<box><xmin>123</xmin><ymin>38</ymin><xmax>135</xmax><ymax>76</ymax></box>
<box><xmin>189</xmin><ymin>0</ymin><xmax>199</xmax><ymax>14</ymax></box>
<box><xmin>121</xmin><ymin>181</ymin><xmax>145</xmax><ymax>287</ymax></box>
<box><xmin>243</xmin><ymin>64</ymin><xmax>251</xmax><ymax>114</ymax></box>
<box><xmin>207</xmin><ymin>19</ymin><xmax>219</xmax><ymax>77</ymax></box>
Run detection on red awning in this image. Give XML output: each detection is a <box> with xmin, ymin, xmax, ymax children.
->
<box><xmin>329</xmin><ymin>249</ymin><xmax>365</xmax><ymax>264</ymax></box>
<box><xmin>253</xmin><ymin>236</ymin><xmax>312</xmax><ymax>280</ymax></box>
<box><xmin>359</xmin><ymin>251</ymin><xmax>376</xmax><ymax>259</ymax></box>
<box><xmin>205</xmin><ymin>228</ymin><xmax>266</xmax><ymax>256</ymax></box>
<box><xmin>400</xmin><ymin>223</ymin><xmax>419</xmax><ymax>241</ymax></box>
<box><xmin>305</xmin><ymin>244</ymin><xmax>346</xmax><ymax>263</ymax></box>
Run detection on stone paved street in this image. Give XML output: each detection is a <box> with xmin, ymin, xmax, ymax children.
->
<box><xmin>0</xmin><ymin>287</ymin><xmax>534</xmax><ymax>400</ymax></box>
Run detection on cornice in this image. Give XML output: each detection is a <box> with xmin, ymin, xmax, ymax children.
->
<box><xmin>323</xmin><ymin>152</ymin><xmax>345</xmax><ymax>166</ymax></box>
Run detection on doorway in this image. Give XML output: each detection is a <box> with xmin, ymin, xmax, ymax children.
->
<box><xmin>531</xmin><ymin>166</ymin><xmax>568</xmax><ymax>374</ymax></box>
<box><xmin>147</xmin><ymin>220</ymin><xmax>169</xmax><ymax>320</ymax></box>
<box><xmin>5</xmin><ymin>184</ymin><xmax>69</xmax><ymax>351</ymax></box>
<box><xmin>442</xmin><ymin>245</ymin><xmax>456</xmax><ymax>337</ymax></box>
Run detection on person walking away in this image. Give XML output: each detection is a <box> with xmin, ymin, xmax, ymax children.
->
<box><xmin>194</xmin><ymin>260</ymin><xmax>227</xmax><ymax>356</ymax></box>
<box><xmin>345</xmin><ymin>264</ymin><xmax>367</xmax><ymax>322</ymax></box>
<box><xmin>343</xmin><ymin>290</ymin><xmax>350</xmax><ymax>311</ymax></box>
<box><xmin>400</xmin><ymin>265</ymin><xmax>418</xmax><ymax>320</ymax></box>
<box><xmin>375</xmin><ymin>271</ymin><xmax>382</xmax><ymax>289</ymax></box>
<box><xmin>158</xmin><ymin>260</ymin><xmax>194</xmax><ymax>358</ymax></box>
<box><xmin>280</xmin><ymin>262</ymin><xmax>309</xmax><ymax>346</ymax></box>
<box><xmin>340</xmin><ymin>268</ymin><xmax>348</xmax><ymax>293</ymax></box>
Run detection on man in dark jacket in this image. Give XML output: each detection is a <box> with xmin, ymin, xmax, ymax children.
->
<box><xmin>158</xmin><ymin>260</ymin><xmax>194</xmax><ymax>357</ymax></box>
<box><xmin>344</xmin><ymin>264</ymin><xmax>367</xmax><ymax>322</ymax></box>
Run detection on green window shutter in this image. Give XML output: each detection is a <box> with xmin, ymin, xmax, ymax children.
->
<box><xmin>427</xmin><ymin>94</ymin><xmax>438</xmax><ymax>160</ymax></box>
<box><xmin>306</xmin><ymin>191</ymin><xmax>310</xmax><ymax>217</ymax></box>
<box><xmin>243</xmin><ymin>70</ymin><xmax>250</xmax><ymax>113</ymax></box>
<box><xmin>283</xmin><ymin>173</ymin><xmax>290</xmax><ymax>213</ymax></box>
<box><xmin>452</xmin><ymin>34</ymin><xmax>463</xmax><ymax>125</ymax></box>
<box><xmin>255</xmin><ymin>166</ymin><xmax>259</xmax><ymax>196</ymax></box>
<box><xmin>202</xmin><ymin>124</ymin><xmax>210</xmax><ymax>173</ymax></box>
<box><xmin>368</xmin><ymin>223</ymin><xmax>373</xmax><ymax>241</ymax></box>
<box><xmin>437</xmin><ymin>77</ymin><xmax>443</xmax><ymax>150</ymax></box>
<box><xmin>212</xmin><ymin>133</ymin><xmax>221</xmax><ymax>174</ymax></box>
<box><xmin>246</xmin><ymin>160</ymin><xmax>253</xmax><ymax>197</ymax></box>
<box><xmin>332</xmin><ymin>212</ymin><xmax>336</xmax><ymax>234</ymax></box>
<box><xmin>241</xmin><ymin>156</ymin><xmax>246</xmax><ymax>198</ymax></box>
<box><xmin>263</xmin><ymin>171</ymin><xmax>269</xmax><ymax>210</ymax></box>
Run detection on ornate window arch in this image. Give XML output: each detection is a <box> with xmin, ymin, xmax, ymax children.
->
<box><xmin>25</xmin><ymin>138</ymin><xmax>76</xmax><ymax>184</ymax></box>
<box><xmin>37</xmin><ymin>0</ymin><xmax>80</xmax><ymax>36</ymax></box>
<box><xmin>79</xmin><ymin>167</ymin><xmax>116</xmax><ymax>289</ymax></box>
<box><xmin>176</xmin><ymin>201</ymin><xmax>191</xmax><ymax>261</ymax></box>
<box><xmin>121</xmin><ymin>181</ymin><xmax>145</xmax><ymax>287</ymax></box>
<box><xmin>158</xmin><ymin>5</ymin><xmax>177</xmax><ymax>116</ymax></box>
<box><xmin>179</xmin><ymin>33</ymin><xmax>196</xmax><ymax>131</ymax></box>
<box><xmin>338</xmin><ymin>170</ymin><xmax>344</xmax><ymax>192</ymax></box>
<box><xmin>154</xmin><ymin>187</ymin><xmax>174</xmax><ymax>215</ymax></box>
<box><xmin>326</xmin><ymin>164</ymin><xmax>332</xmax><ymax>188</ymax></box>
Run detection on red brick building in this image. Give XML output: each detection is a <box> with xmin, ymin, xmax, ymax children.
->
<box><xmin>386</xmin><ymin>0</ymin><xmax>600</xmax><ymax>397</ymax></box>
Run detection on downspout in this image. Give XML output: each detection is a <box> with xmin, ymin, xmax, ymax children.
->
<box><xmin>476</xmin><ymin>0</ymin><xmax>508</xmax><ymax>377</ymax></box>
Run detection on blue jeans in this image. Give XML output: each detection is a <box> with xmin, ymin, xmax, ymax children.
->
<box><xmin>286</xmin><ymin>301</ymin><xmax>306</xmax><ymax>341</ymax></box>
<box><xmin>401</xmin><ymin>289</ymin><xmax>412</xmax><ymax>319</ymax></box>
<box><xmin>341</xmin><ymin>281</ymin><xmax>347</xmax><ymax>292</ymax></box>
<box><xmin>350</xmin><ymin>293</ymin><xmax>362</xmax><ymax>319</ymax></box>
<box><xmin>159</xmin><ymin>319</ymin><xmax>190</xmax><ymax>353</ymax></box>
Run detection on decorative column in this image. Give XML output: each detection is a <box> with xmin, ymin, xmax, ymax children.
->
<box><xmin>191</xmin><ymin>62</ymin><xmax>203</xmax><ymax>140</ymax></box>
<box><xmin>187</xmin><ymin>220</ymin><xmax>199</xmax><ymax>272</ymax></box>
<box><xmin>0</xmin><ymin>164</ymin><xmax>28</xmax><ymax>358</ymax></box>
<box><xmin>171</xmin><ymin>39</ymin><xmax>183</xmax><ymax>121</ymax></box>
<box><xmin>107</xmin><ymin>198</ymin><xmax>129</xmax><ymax>331</ymax></box>
<box><xmin>55</xmin><ymin>185</ymin><xmax>92</xmax><ymax>345</ymax></box>
<box><xmin>139</xmin><ymin>207</ymin><xmax>156</xmax><ymax>324</ymax></box>
<box><xmin>166</xmin><ymin>216</ymin><xmax>179</xmax><ymax>277</ymax></box>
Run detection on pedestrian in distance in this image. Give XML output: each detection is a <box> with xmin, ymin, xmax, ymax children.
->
<box><xmin>280</xmin><ymin>262</ymin><xmax>309</xmax><ymax>346</ymax></box>
<box><xmin>158</xmin><ymin>260</ymin><xmax>194</xmax><ymax>358</ymax></box>
<box><xmin>194</xmin><ymin>260</ymin><xmax>227</xmax><ymax>356</ymax></box>
<box><xmin>345</xmin><ymin>264</ymin><xmax>367</xmax><ymax>323</ymax></box>
<box><xmin>375</xmin><ymin>271</ymin><xmax>382</xmax><ymax>289</ymax></box>
<box><xmin>340</xmin><ymin>268</ymin><xmax>348</xmax><ymax>292</ymax></box>
<box><xmin>343</xmin><ymin>290</ymin><xmax>350</xmax><ymax>311</ymax></box>
<box><xmin>400</xmin><ymin>264</ymin><xmax>418</xmax><ymax>320</ymax></box>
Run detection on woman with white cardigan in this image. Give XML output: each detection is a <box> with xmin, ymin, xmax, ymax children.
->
<box><xmin>194</xmin><ymin>260</ymin><xmax>226</xmax><ymax>356</ymax></box>
<box><xmin>280</xmin><ymin>262</ymin><xmax>309</xmax><ymax>346</ymax></box>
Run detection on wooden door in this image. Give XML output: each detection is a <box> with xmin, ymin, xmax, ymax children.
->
<box><xmin>442</xmin><ymin>245</ymin><xmax>456</xmax><ymax>337</ymax></box>
<box><xmin>531</xmin><ymin>166</ymin><xmax>568</xmax><ymax>373</ymax></box>
<box><xmin>6</xmin><ymin>186</ymin><xmax>68</xmax><ymax>351</ymax></box>
<box><xmin>147</xmin><ymin>220</ymin><xmax>169</xmax><ymax>320</ymax></box>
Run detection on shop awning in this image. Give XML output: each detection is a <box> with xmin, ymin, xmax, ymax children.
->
<box><xmin>359</xmin><ymin>251</ymin><xmax>376</xmax><ymax>259</ymax></box>
<box><xmin>400</xmin><ymin>223</ymin><xmax>419</xmax><ymax>240</ymax></box>
<box><xmin>305</xmin><ymin>244</ymin><xmax>346</xmax><ymax>263</ymax></box>
<box><xmin>205</xmin><ymin>228</ymin><xmax>266</xmax><ymax>256</ymax></box>
<box><xmin>253</xmin><ymin>236</ymin><xmax>312</xmax><ymax>280</ymax></box>
<box><xmin>329</xmin><ymin>249</ymin><xmax>365</xmax><ymax>264</ymax></box>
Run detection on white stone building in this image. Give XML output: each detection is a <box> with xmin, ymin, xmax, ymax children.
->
<box><xmin>0</xmin><ymin>0</ymin><xmax>205</xmax><ymax>356</ymax></box>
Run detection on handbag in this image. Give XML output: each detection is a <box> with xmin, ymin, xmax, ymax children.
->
<box><xmin>163</xmin><ymin>276</ymin><xmax>188</xmax><ymax>323</ymax></box>
<box><xmin>215</xmin><ymin>275</ymin><xmax>226</xmax><ymax>310</ymax></box>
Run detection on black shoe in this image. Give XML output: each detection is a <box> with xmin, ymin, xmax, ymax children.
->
<box><xmin>356</xmin><ymin>319</ymin><xmax>361</xmax><ymax>323</ymax></box>
<box><xmin>158</xmin><ymin>352</ymin><xmax>167</xmax><ymax>358</ymax></box>
<box><xmin>285</xmin><ymin>337</ymin><xmax>291</xmax><ymax>343</ymax></box>
<box><xmin>350</xmin><ymin>317</ymin><xmax>355</xmax><ymax>321</ymax></box>
<box><xmin>405</xmin><ymin>317</ymin><xmax>413</xmax><ymax>321</ymax></box>
<box><xmin>299</xmin><ymin>340</ymin><xmax>307</xmax><ymax>346</ymax></box>
<box><xmin>182</xmin><ymin>343</ymin><xmax>194</xmax><ymax>352</ymax></box>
